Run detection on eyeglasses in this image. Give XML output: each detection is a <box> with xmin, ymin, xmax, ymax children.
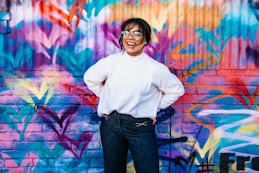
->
<box><xmin>121</xmin><ymin>30</ymin><xmax>143</xmax><ymax>39</ymax></box>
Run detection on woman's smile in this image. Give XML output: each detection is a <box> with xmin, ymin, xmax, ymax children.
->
<box><xmin>122</xmin><ymin>25</ymin><xmax>146</xmax><ymax>56</ymax></box>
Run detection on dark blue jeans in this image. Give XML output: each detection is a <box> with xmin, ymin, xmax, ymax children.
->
<box><xmin>100</xmin><ymin>111</ymin><xmax>159</xmax><ymax>173</ymax></box>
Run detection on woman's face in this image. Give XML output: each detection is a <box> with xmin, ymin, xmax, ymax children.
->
<box><xmin>122</xmin><ymin>24</ymin><xmax>146</xmax><ymax>56</ymax></box>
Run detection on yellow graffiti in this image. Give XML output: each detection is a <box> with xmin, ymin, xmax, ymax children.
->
<box><xmin>195</xmin><ymin>133</ymin><xmax>221</xmax><ymax>160</ymax></box>
<box><xmin>238</xmin><ymin>123</ymin><xmax>259</xmax><ymax>134</ymax></box>
<box><xmin>5</xmin><ymin>68</ymin><xmax>61</xmax><ymax>106</ymax></box>
<box><xmin>127</xmin><ymin>161</ymin><xmax>136</xmax><ymax>173</ymax></box>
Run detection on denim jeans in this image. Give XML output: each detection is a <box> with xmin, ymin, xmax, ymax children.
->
<box><xmin>100</xmin><ymin>111</ymin><xmax>159</xmax><ymax>173</ymax></box>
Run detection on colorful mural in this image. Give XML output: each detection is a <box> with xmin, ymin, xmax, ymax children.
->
<box><xmin>0</xmin><ymin>0</ymin><xmax>259</xmax><ymax>172</ymax></box>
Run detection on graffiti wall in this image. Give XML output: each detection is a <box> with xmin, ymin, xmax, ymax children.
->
<box><xmin>0</xmin><ymin>0</ymin><xmax>259</xmax><ymax>172</ymax></box>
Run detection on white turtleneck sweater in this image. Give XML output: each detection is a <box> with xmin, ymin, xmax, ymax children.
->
<box><xmin>83</xmin><ymin>51</ymin><xmax>185</xmax><ymax>118</ymax></box>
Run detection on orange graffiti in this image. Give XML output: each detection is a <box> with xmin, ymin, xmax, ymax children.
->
<box><xmin>182</xmin><ymin>3</ymin><xmax>223</xmax><ymax>31</ymax></box>
<box><xmin>32</xmin><ymin>0</ymin><xmax>87</xmax><ymax>34</ymax></box>
<box><xmin>107</xmin><ymin>1</ymin><xmax>223</xmax><ymax>37</ymax></box>
<box><xmin>184</xmin><ymin>82</ymin><xmax>228</xmax><ymax>132</ymax></box>
<box><xmin>107</xmin><ymin>1</ymin><xmax>180</xmax><ymax>39</ymax></box>
<box><xmin>168</xmin><ymin>31</ymin><xmax>219</xmax><ymax>72</ymax></box>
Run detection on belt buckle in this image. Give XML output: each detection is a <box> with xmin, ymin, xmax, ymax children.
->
<box><xmin>103</xmin><ymin>115</ymin><xmax>109</xmax><ymax>120</ymax></box>
<box><xmin>136</xmin><ymin>121</ymin><xmax>148</xmax><ymax>127</ymax></box>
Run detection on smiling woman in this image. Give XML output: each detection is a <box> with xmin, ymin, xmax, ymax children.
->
<box><xmin>118</xmin><ymin>18</ymin><xmax>151</xmax><ymax>56</ymax></box>
<box><xmin>83</xmin><ymin>17</ymin><xmax>185</xmax><ymax>173</ymax></box>
<box><xmin>117</xmin><ymin>18</ymin><xmax>150</xmax><ymax>56</ymax></box>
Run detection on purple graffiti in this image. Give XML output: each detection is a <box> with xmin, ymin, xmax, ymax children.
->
<box><xmin>36</xmin><ymin>104</ymin><xmax>93</xmax><ymax>158</ymax></box>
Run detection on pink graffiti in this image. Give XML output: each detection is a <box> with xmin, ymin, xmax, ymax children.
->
<box><xmin>1</xmin><ymin>153</ymin><xmax>39</xmax><ymax>173</ymax></box>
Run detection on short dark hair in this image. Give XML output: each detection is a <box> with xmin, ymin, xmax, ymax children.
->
<box><xmin>119</xmin><ymin>18</ymin><xmax>151</xmax><ymax>50</ymax></box>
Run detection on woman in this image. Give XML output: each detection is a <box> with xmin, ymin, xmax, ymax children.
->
<box><xmin>83</xmin><ymin>18</ymin><xmax>185</xmax><ymax>173</ymax></box>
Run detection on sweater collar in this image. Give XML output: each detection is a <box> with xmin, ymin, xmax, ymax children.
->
<box><xmin>122</xmin><ymin>51</ymin><xmax>144</xmax><ymax>62</ymax></box>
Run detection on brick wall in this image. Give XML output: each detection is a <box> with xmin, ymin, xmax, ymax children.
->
<box><xmin>0</xmin><ymin>1</ymin><xmax>259</xmax><ymax>172</ymax></box>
